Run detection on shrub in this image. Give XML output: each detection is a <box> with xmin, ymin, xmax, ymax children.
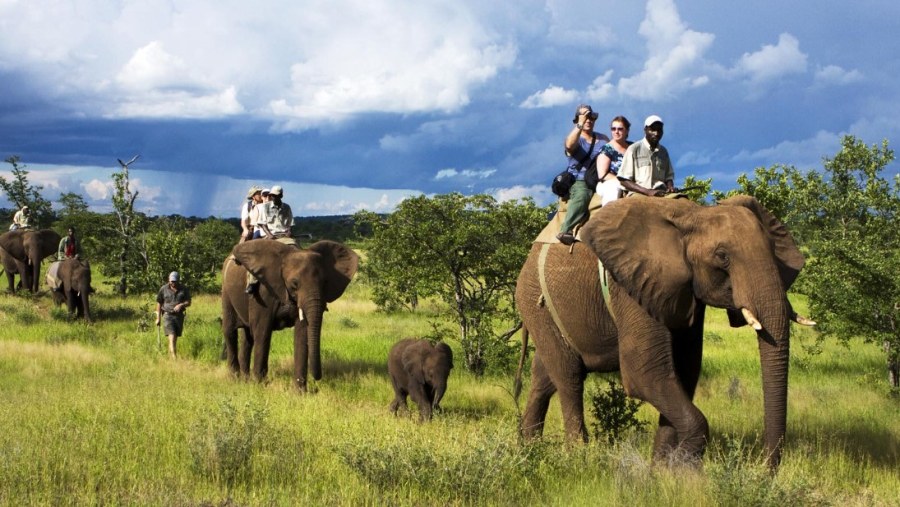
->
<box><xmin>588</xmin><ymin>379</ymin><xmax>648</xmax><ymax>445</ymax></box>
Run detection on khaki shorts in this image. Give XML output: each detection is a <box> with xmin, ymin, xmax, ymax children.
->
<box><xmin>162</xmin><ymin>313</ymin><xmax>185</xmax><ymax>337</ymax></box>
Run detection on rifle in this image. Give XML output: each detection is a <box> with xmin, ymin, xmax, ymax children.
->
<box><xmin>668</xmin><ymin>185</ymin><xmax>708</xmax><ymax>194</ymax></box>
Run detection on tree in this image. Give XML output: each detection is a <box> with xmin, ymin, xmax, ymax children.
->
<box><xmin>109</xmin><ymin>156</ymin><xmax>144</xmax><ymax>296</ymax></box>
<box><xmin>0</xmin><ymin>156</ymin><xmax>53</xmax><ymax>228</ymax></box>
<box><xmin>678</xmin><ymin>175</ymin><xmax>713</xmax><ymax>205</ymax></box>
<box><xmin>355</xmin><ymin>193</ymin><xmax>549</xmax><ymax>374</ymax></box>
<box><xmin>736</xmin><ymin>136</ymin><xmax>900</xmax><ymax>388</ymax></box>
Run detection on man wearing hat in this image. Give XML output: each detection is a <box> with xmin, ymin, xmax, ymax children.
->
<box><xmin>245</xmin><ymin>185</ymin><xmax>295</xmax><ymax>294</ymax></box>
<box><xmin>240</xmin><ymin>185</ymin><xmax>263</xmax><ymax>243</ymax></box>
<box><xmin>11</xmin><ymin>205</ymin><xmax>31</xmax><ymax>231</ymax></box>
<box><xmin>155</xmin><ymin>271</ymin><xmax>192</xmax><ymax>358</ymax></box>
<box><xmin>618</xmin><ymin>115</ymin><xmax>676</xmax><ymax>197</ymax></box>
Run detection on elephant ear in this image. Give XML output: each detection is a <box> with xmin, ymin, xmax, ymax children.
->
<box><xmin>232</xmin><ymin>240</ymin><xmax>298</xmax><ymax>304</ymax></box>
<box><xmin>717</xmin><ymin>195</ymin><xmax>805</xmax><ymax>291</ymax></box>
<box><xmin>0</xmin><ymin>231</ymin><xmax>26</xmax><ymax>259</ymax></box>
<box><xmin>307</xmin><ymin>240</ymin><xmax>359</xmax><ymax>302</ymax></box>
<box><xmin>35</xmin><ymin>230</ymin><xmax>63</xmax><ymax>259</ymax></box>
<box><xmin>402</xmin><ymin>341</ymin><xmax>429</xmax><ymax>385</ymax></box>
<box><xmin>581</xmin><ymin>197</ymin><xmax>696</xmax><ymax>327</ymax></box>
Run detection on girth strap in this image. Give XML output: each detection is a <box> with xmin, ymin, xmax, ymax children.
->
<box><xmin>537</xmin><ymin>243</ymin><xmax>576</xmax><ymax>350</ymax></box>
<box><xmin>599</xmin><ymin>259</ymin><xmax>616</xmax><ymax>325</ymax></box>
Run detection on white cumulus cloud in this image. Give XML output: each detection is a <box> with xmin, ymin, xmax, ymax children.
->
<box><xmin>734</xmin><ymin>33</ymin><xmax>807</xmax><ymax>85</ymax></box>
<box><xmin>520</xmin><ymin>85</ymin><xmax>579</xmax><ymax>109</ymax></box>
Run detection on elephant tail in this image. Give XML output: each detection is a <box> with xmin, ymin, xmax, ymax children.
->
<box><xmin>513</xmin><ymin>325</ymin><xmax>530</xmax><ymax>403</ymax></box>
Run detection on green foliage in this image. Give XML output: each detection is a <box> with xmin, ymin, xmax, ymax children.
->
<box><xmin>587</xmin><ymin>379</ymin><xmax>648</xmax><ymax>445</ymax></box>
<box><xmin>188</xmin><ymin>399</ymin><xmax>268</xmax><ymax>492</ymax></box>
<box><xmin>127</xmin><ymin>216</ymin><xmax>237</xmax><ymax>293</ymax></box>
<box><xmin>708</xmin><ymin>436</ymin><xmax>825</xmax><ymax>507</ymax></box>
<box><xmin>354</xmin><ymin>193</ymin><xmax>550</xmax><ymax>375</ymax></box>
<box><xmin>0</xmin><ymin>155</ymin><xmax>54</xmax><ymax>228</ymax></box>
<box><xmin>735</xmin><ymin>136</ymin><xmax>900</xmax><ymax>387</ymax></box>
<box><xmin>678</xmin><ymin>175</ymin><xmax>713</xmax><ymax>205</ymax></box>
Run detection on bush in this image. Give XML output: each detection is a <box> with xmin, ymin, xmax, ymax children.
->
<box><xmin>588</xmin><ymin>379</ymin><xmax>648</xmax><ymax>445</ymax></box>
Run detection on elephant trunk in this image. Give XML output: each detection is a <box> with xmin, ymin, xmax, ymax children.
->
<box><xmin>297</xmin><ymin>293</ymin><xmax>324</xmax><ymax>382</ymax></box>
<box><xmin>739</xmin><ymin>270</ymin><xmax>791</xmax><ymax>470</ymax></box>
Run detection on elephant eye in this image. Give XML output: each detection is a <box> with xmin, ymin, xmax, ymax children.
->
<box><xmin>715</xmin><ymin>248</ymin><xmax>730</xmax><ymax>268</ymax></box>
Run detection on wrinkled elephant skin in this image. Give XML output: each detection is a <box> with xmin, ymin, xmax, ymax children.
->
<box><xmin>388</xmin><ymin>338</ymin><xmax>454</xmax><ymax>421</ymax></box>
<box><xmin>0</xmin><ymin>229</ymin><xmax>62</xmax><ymax>293</ymax></box>
<box><xmin>49</xmin><ymin>258</ymin><xmax>93</xmax><ymax>322</ymax></box>
<box><xmin>221</xmin><ymin>240</ymin><xmax>359</xmax><ymax>391</ymax></box>
<box><xmin>516</xmin><ymin>195</ymin><xmax>804</xmax><ymax>469</ymax></box>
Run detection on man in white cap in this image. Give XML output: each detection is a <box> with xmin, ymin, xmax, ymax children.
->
<box><xmin>618</xmin><ymin>115</ymin><xmax>676</xmax><ymax>197</ymax></box>
<box><xmin>155</xmin><ymin>271</ymin><xmax>192</xmax><ymax>358</ymax></box>
<box><xmin>245</xmin><ymin>185</ymin><xmax>295</xmax><ymax>294</ymax></box>
<box><xmin>240</xmin><ymin>185</ymin><xmax>263</xmax><ymax>243</ymax></box>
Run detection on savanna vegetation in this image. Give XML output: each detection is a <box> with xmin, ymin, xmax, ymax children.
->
<box><xmin>1</xmin><ymin>136</ymin><xmax>898</xmax><ymax>505</ymax></box>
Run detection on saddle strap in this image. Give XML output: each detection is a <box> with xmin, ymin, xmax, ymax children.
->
<box><xmin>537</xmin><ymin>243</ymin><xmax>576</xmax><ymax>351</ymax></box>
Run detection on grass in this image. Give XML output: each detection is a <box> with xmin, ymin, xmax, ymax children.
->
<box><xmin>0</xmin><ymin>278</ymin><xmax>898</xmax><ymax>506</ymax></box>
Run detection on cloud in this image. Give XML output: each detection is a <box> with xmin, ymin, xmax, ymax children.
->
<box><xmin>493</xmin><ymin>184</ymin><xmax>552</xmax><ymax>204</ymax></box>
<box><xmin>435</xmin><ymin>168</ymin><xmax>496</xmax><ymax>180</ymax></box>
<box><xmin>617</xmin><ymin>0</ymin><xmax>715</xmax><ymax>100</ymax></box>
<box><xmin>734</xmin><ymin>33</ymin><xmax>807</xmax><ymax>85</ymax></box>
<box><xmin>520</xmin><ymin>85</ymin><xmax>579</xmax><ymax>109</ymax></box>
<box><xmin>731</xmin><ymin>130</ymin><xmax>841</xmax><ymax>169</ymax></box>
<box><xmin>814</xmin><ymin>65</ymin><xmax>863</xmax><ymax>86</ymax></box>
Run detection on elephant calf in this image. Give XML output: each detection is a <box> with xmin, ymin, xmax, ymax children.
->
<box><xmin>388</xmin><ymin>338</ymin><xmax>453</xmax><ymax>421</ymax></box>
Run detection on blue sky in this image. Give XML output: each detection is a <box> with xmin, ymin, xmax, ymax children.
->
<box><xmin>1</xmin><ymin>0</ymin><xmax>898</xmax><ymax>218</ymax></box>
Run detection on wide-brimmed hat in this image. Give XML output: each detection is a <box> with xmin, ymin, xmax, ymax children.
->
<box><xmin>246</xmin><ymin>185</ymin><xmax>262</xmax><ymax>198</ymax></box>
<box><xmin>269</xmin><ymin>185</ymin><xmax>284</xmax><ymax>196</ymax></box>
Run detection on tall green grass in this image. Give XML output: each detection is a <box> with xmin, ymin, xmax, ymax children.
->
<box><xmin>0</xmin><ymin>283</ymin><xmax>897</xmax><ymax>506</ymax></box>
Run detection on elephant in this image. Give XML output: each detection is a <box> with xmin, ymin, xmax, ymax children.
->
<box><xmin>514</xmin><ymin>195</ymin><xmax>810</xmax><ymax>469</ymax></box>
<box><xmin>0</xmin><ymin>246</ymin><xmax>27</xmax><ymax>292</ymax></box>
<box><xmin>47</xmin><ymin>258</ymin><xmax>93</xmax><ymax>322</ymax></box>
<box><xmin>388</xmin><ymin>338</ymin><xmax>454</xmax><ymax>421</ymax></box>
<box><xmin>0</xmin><ymin>229</ymin><xmax>62</xmax><ymax>293</ymax></box>
<box><xmin>221</xmin><ymin>239</ymin><xmax>359</xmax><ymax>391</ymax></box>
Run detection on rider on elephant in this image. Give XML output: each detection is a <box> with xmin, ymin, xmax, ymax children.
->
<box><xmin>618</xmin><ymin>115</ymin><xmax>676</xmax><ymax>197</ymax></box>
<box><xmin>10</xmin><ymin>206</ymin><xmax>31</xmax><ymax>231</ymax></box>
<box><xmin>49</xmin><ymin>227</ymin><xmax>83</xmax><ymax>291</ymax></box>
<box><xmin>246</xmin><ymin>185</ymin><xmax>295</xmax><ymax>294</ymax></box>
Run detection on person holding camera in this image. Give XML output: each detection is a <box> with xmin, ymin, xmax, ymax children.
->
<box><xmin>556</xmin><ymin>104</ymin><xmax>609</xmax><ymax>245</ymax></box>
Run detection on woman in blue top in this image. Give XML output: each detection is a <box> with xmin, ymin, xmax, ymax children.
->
<box><xmin>556</xmin><ymin>104</ymin><xmax>609</xmax><ymax>245</ymax></box>
<box><xmin>596</xmin><ymin>116</ymin><xmax>632</xmax><ymax>179</ymax></box>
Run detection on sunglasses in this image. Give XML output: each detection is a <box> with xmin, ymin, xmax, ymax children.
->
<box><xmin>610</xmin><ymin>126</ymin><xmax>627</xmax><ymax>131</ymax></box>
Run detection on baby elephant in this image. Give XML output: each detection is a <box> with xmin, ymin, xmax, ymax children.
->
<box><xmin>388</xmin><ymin>338</ymin><xmax>454</xmax><ymax>421</ymax></box>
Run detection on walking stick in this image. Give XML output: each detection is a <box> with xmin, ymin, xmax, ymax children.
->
<box><xmin>156</xmin><ymin>311</ymin><xmax>161</xmax><ymax>348</ymax></box>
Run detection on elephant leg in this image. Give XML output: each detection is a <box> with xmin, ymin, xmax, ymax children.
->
<box><xmin>239</xmin><ymin>328</ymin><xmax>253</xmax><ymax>377</ymax></box>
<box><xmin>222</xmin><ymin>324</ymin><xmax>240</xmax><ymax>374</ymax></box>
<box><xmin>521</xmin><ymin>354</ymin><xmax>557</xmax><ymax>439</ymax></box>
<box><xmin>252</xmin><ymin>330</ymin><xmax>273</xmax><ymax>381</ymax></box>
<box><xmin>389</xmin><ymin>388</ymin><xmax>408</xmax><ymax>415</ymax></box>
<box><xmin>654</xmin><ymin>306</ymin><xmax>706</xmax><ymax>461</ymax></box>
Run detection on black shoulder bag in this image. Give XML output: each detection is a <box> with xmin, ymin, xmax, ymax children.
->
<box><xmin>552</xmin><ymin>134</ymin><xmax>597</xmax><ymax>199</ymax></box>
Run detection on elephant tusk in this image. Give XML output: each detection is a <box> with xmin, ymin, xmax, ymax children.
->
<box><xmin>741</xmin><ymin>308</ymin><xmax>763</xmax><ymax>331</ymax></box>
<box><xmin>298</xmin><ymin>308</ymin><xmax>304</xmax><ymax>322</ymax></box>
<box><xmin>791</xmin><ymin>312</ymin><xmax>816</xmax><ymax>326</ymax></box>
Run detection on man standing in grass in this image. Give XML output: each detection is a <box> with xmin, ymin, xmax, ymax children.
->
<box><xmin>155</xmin><ymin>271</ymin><xmax>191</xmax><ymax>358</ymax></box>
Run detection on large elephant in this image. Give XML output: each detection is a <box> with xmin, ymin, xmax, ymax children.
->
<box><xmin>48</xmin><ymin>258</ymin><xmax>93</xmax><ymax>322</ymax></box>
<box><xmin>0</xmin><ymin>229</ymin><xmax>62</xmax><ymax>293</ymax></box>
<box><xmin>0</xmin><ymin>246</ymin><xmax>26</xmax><ymax>292</ymax></box>
<box><xmin>221</xmin><ymin>239</ymin><xmax>359</xmax><ymax>391</ymax></box>
<box><xmin>515</xmin><ymin>195</ymin><xmax>809</xmax><ymax>469</ymax></box>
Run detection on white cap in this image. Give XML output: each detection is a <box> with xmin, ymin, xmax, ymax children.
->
<box><xmin>644</xmin><ymin>115</ymin><xmax>664</xmax><ymax>127</ymax></box>
<box><xmin>168</xmin><ymin>271</ymin><xmax>180</xmax><ymax>282</ymax></box>
<box><xmin>261</xmin><ymin>188</ymin><xmax>271</xmax><ymax>195</ymax></box>
<box><xmin>269</xmin><ymin>185</ymin><xmax>284</xmax><ymax>196</ymax></box>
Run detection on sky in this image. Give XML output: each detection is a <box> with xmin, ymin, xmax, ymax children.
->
<box><xmin>1</xmin><ymin>0</ymin><xmax>898</xmax><ymax>218</ymax></box>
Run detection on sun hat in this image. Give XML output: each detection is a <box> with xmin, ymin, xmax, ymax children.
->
<box><xmin>269</xmin><ymin>185</ymin><xmax>284</xmax><ymax>196</ymax></box>
<box><xmin>246</xmin><ymin>185</ymin><xmax>262</xmax><ymax>198</ymax></box>
<box><xmin>168</xmin><ymin>271</ymin><xmax>180</xmax><ymax>282</ymax></box>
<box><xmin>644</xmin><ymin>115</ymin><xmax>664</xmax><ymax>127</ymax></box>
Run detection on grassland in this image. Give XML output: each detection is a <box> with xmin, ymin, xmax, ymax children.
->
<box><xmin>0</xmin><ymin>275</ymin><xmax>897</xmax><ymax>506</ymax></box>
